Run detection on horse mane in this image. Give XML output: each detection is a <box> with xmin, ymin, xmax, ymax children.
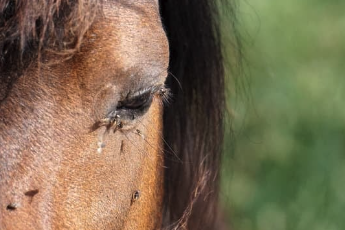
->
<box><xmin>160</xmin><ymin>0</ymin><xmax>239</xmax><ymax>229</ymax></box>
<box><xmin>0</xmin><ymin>0</ymin><xmax>99</xmax><ymax>72</ymax></box>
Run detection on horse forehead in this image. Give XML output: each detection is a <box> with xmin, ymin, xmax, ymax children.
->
<box><xmin>95</xmin><ymin>1</ymin><xmax>169</xmax><ymax>77</ymax></box>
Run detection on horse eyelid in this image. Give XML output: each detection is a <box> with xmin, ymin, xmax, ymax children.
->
<box><xmin>112</xmin><ymin>85</ymin><xmax>168</xmax><ymax>118</ymax></box>
<box><xmin>91</xmin><ymin>85</ymin><xmax>170</xmax><ymax>132</ymax></box>
<box><xmin>120</xmin><ymin>84</ymin><xmax>170</xmax><ymax>108</ymax></box>
<box><xmin>127</xmin><ymin>84</ymin><xmax>167</xmax><ymax>99</ymax></box>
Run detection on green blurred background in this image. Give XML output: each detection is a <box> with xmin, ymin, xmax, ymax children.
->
<box><xmin>221</xmin><ymin>1</ymin><xmax>345</xmax><ymax>230</ymax></box>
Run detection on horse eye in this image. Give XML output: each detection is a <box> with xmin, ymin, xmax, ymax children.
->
<box><xmin>117</xmin><ymin>90</ymin><xmax>153</xmax><ymax>111</ymax></box>
<box><xmin>110</xmin><ymin>85</ymin><xmax>166</xmax><ymax>122</ymax></box>
<box><xmin>92</xmin><ymin>85</ymin><xmax>168</xmax><ymax>131</ymax></box>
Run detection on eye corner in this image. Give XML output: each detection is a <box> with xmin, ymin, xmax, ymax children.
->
<box><xmin>154</xmin><ymin>84</ymin><xmax>171</xmax><ymax>106</ymax></box>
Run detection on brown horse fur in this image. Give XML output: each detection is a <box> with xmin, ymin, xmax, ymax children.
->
<box><xmin>0</xmin><ymin>0</ymin><xmax>239</xmax><ymax>229</ymax></box>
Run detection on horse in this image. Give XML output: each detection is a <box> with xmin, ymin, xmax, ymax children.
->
<box><xmin>0</xmin><ymin>0</ymin><xmax>238</xmax><ymax>229</ymax></box>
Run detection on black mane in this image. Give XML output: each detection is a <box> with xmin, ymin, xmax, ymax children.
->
<box><xmin>160</xmin><ymin>0</ymin><xmax>235</xmax><ymax>229</ymax></box>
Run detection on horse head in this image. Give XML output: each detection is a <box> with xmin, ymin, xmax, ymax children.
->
<box><xmin>0</xmin><ymin>0</ymin><xmax>233</xmax><ymax>229</ymax></box>
<box><xmin>0</xmin><ymin>1</ymin><xmax>168</xmax><ymax>229</ymax></box>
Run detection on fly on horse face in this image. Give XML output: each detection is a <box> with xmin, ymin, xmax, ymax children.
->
<box><xmin>0</xmin><ymin>0</ymin><xmax>235</xmax><ymax>229</ymax></box>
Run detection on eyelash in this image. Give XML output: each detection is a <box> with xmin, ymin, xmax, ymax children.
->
<box><xmin>92</xmin><ymin>85</ymin><xmax>170</xmax><ymax>131</ymax></box>
<box><xmin>117</xmin><ymin>84</ymin><xmax>169</xmax><ymax>111</ymax></box>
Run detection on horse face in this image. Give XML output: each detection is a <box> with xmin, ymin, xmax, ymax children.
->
<box><xmin>0</xmin><ymin>1</ymin><xmax>169</xmax><ymax>229</ymax></box>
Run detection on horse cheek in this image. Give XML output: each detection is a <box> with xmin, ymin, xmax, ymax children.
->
<box><xmin>123</xmin><ymin>101</ymin><xmax>165</xmax><ymax>229</ymax></box>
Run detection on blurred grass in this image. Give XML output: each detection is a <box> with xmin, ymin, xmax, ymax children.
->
<box><xmin>221</xmin><ymin>1</ymin><xmax>345</xmax><ymax>230</ymax></box>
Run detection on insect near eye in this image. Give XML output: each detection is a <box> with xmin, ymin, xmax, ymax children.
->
<box><xmin>91</xmin><ymin>85</ymin><xmax>169</xmax><ymax>132</ymax></box>
<box><xmin>116</xmin><ymin>84</ymin><xmax>169</xmax><ymax>114</ymax></box>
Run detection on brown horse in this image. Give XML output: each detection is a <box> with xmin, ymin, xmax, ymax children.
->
<box><xmin>0</xmin><ymin>0</ymin><xmax>238</xmax><ymax>229</ymax></box>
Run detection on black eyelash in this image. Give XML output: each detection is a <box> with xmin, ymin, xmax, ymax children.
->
<box><xmin>117</xmin><ymin>88</ymin><xmax>154</xmax><ymax>111</ymax></box>
<box><xmin>122</xmin><ymin>84</ymin><xmax>170</xmax><ymax>107</ymax></box>
<box><xmin>90</xmin><ymin>85</ymin><xmax>170</xmax><ymax>132</ymax></box>
<box><xmin>116</xmin><ymin>84</ymin><xmax>169</xmax><ymax>118</ymax></box>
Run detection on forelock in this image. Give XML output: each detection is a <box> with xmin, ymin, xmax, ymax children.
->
<box><xmin>0</xmin><ymin>0</ymin><xmax>102</xmax><ymax>71</ymax></box>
